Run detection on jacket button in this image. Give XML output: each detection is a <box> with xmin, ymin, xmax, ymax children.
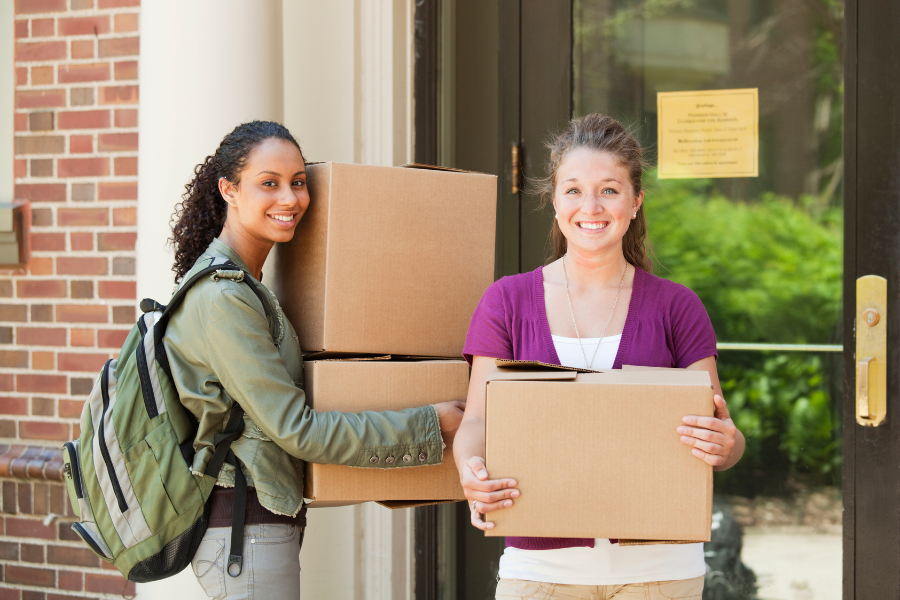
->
<box><xmin>402</xmin><ymin>454</ymin><xmax>412</xmax><ymax>463</ymax></box>
<box><xmin>385</xmin><ymin>455</ymin><xmax>395</xmax><ymax>464</ymax></box>
<box><xmin>418</xmin><ymin>452</ymin><xmax>427</xmax><ymax>462</ymax></box>
<box><xmin>369</xmin><ymin>455</ymin><xmax>379</xmax><ymax>464</ymax></box>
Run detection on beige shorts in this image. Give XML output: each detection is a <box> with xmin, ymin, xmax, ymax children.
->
<box><xmin>495</xmin><ymin>575</ymin><xmax>704</xmax><ymax>600</ymax></box>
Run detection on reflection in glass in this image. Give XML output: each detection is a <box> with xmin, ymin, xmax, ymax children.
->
<box><xmin>574</xmin><ymin>2</ymin><xmax>844</xmax><ymax>599</ymax></box>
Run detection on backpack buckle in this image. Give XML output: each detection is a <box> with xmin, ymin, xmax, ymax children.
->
<box><xmin>227</xmin><ymin>554</ymin><xmax>243</xmax><ymax>577</ymax></box>
<box><xmin>212</xmin><ymin>269</ymin><xmax>244</xmax><ymax>283</ymax></box>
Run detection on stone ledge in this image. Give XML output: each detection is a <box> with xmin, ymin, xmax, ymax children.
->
<box><xmin>0</xmin><ymin>444</ymin><xmax>65</xmax><ymax>482</ymax></box>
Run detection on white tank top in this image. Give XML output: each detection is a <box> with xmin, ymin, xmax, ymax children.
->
<box><xmin>496</xmin><ymin>334</ymin><xmax>706</xmax><ymax>585</ymax></box>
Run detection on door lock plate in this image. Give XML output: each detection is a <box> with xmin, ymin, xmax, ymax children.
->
<box><xmin>857</xmin><ymin>275</ymin><xmax>887</xmax><ymax>426</ymax></box>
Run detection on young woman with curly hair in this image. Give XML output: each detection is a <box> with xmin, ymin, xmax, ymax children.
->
<box><xmin>455</xmin><ymin>114</ymin><xmax>745</xmax><ymax>599</ymax></box>
<box><xmin>165</xmin><ymin>120</ymin><xmax>464</xmax><ymax>599</ymax></box>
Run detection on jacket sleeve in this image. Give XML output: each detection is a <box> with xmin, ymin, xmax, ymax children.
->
<box><xmin>201</xmin><ymin>283</ymin><xmax>444</xmax><ymax>468</ymax></box>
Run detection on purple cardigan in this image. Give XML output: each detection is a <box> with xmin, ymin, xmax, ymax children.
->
<box><xmin>463</xmin><ymin>265</ymin><xmax>718</xmax><ymax>550</ymax></box>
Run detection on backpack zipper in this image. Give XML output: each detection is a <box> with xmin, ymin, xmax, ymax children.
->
<box><xmin>63</xmin><ymin>441</ymin><xmax>84</xmax><ymax>499</ymax></box>
<box><xmin>98</xmin><ymin>360</ymin><xmax>128</xmax><ymax>513</ymax></box>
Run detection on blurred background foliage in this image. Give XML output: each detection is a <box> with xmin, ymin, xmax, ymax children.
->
<box><xmin>644</xmin><ymin>172</ymin><xmax>843</xmax><ymax>495</ymax></box>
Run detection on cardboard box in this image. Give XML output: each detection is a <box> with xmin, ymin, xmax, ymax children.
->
<box><xmin>269</xmin><ymin>162</ymin><xmax>497</xmax><ymax>357</ymax></box>
<box><xmin>303</xmin><ymin>357</ymin><xmax>468</xmax><ymax>508</ymax></box>
<box><xmin>484</xmin><ymin>361</ymin><xmax>715</xmax><ymax>542</ymax></box>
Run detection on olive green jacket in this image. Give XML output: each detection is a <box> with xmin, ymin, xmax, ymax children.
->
<box><xmin>165</xmin><ymin>238</ymin><xmax>444</xmax><ymax>517</ymax></box>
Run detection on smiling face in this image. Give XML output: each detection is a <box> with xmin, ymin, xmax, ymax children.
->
<box><xmin>552</xmin><ymin>147</ymin><xmax>643</xmax><ymax>258</ymax></box>
<box><xmin>218</xmin><ymin>137</ymin><xmax>309</xmax><ymax>249</ymax></box>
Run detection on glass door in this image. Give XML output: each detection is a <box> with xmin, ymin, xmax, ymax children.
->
<box><xmin>571</xmin><ymin>2</ymin><xmax>844</xmax><ymax>599</ymax></box>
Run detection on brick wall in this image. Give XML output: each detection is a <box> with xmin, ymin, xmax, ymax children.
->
<box><xmin>2</xmin><ymin>0</ymin><xmax>140</xmax><ymax>597</ymax></box>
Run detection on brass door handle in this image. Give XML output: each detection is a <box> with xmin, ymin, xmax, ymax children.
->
<box><xmin>511</xmin><ymin>144</ymin><xmax>521</xmax><ymax>194</ymax></box>
<box><xmin>856</xmin><ymin>276</ymin><xmax>887</xmax><ymax>426</ymax></box>
<box><xmin>858</xmin><ymin>357</ymin><xmax>874</xmax><ymax>419</ymax></box>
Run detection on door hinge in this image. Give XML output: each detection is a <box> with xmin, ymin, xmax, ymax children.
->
<box><xmin>511</xmin><ymin>143</ymin><xmax>522</xmax><ymax>194</ymax></box>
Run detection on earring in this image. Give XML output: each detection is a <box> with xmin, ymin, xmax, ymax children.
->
<box><xmin>555</xmin><ymin>213</ymin><xmax>559</xmax><ymax>220</ymax></box>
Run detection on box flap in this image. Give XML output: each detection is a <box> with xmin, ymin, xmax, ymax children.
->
<box><xmin>487</xmin><ymin>366</ymin><xmax>577</xmax><ymax>382</ymax></box>
<box><xmin>494</xmin><ymin>359</ymin><xmax>601</xmax><ymax>373</ymax></box>
<box><xmin>376</xmin><ymin>499</ymin><xmax>462</xmax><ymax>510</ymax></box>
<box><xmin>400</xmin><ymin>162</ymin><xmax>492</xmax><ymax>176</ymax></box>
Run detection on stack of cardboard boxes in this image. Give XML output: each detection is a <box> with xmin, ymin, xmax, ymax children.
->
<box><xmin>270</xmin><ymin>162</ymin><xmax>497</xmax><ymax>508</ymax></box>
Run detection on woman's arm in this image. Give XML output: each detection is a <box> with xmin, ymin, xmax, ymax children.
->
<box><xmin>194</xmin><ymin>281</ymin><xmax>460</xmax><ymax>468</ymax></box>
<box><xmin>454</xmin><ymin>356</ymin><xmax>520</xmax><ymax>530</ymax></box>
<box><xmin>682</xmin><ymin>356</ymin><xmax>745</xmax><ymax>471</ymax></box>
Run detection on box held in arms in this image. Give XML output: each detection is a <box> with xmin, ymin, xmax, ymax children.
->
<box><xmin>484</xmin><ymin>360</ymin><xmax>715</xmax><ymax>542</ymax></box>
<box><xmin>302</xmin><ymin>357</ymin><xmax>468</xmax><ymax>508</ymax></box>
<box><xmin>269</xmin><ymin>162</ymin><xmax>497</xmax><ymax>357</ymax></box>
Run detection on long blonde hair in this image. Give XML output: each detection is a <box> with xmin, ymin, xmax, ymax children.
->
<box><xmin>531</xmin><ymin>113</ymin><xmax>653</xmax><ymax>272</ymax></box>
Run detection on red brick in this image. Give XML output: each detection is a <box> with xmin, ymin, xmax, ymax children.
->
<box><xmin>58</xmin><ymin>570</ymin><xmax>83</xmax><ymax>591</ymax></box>
<box><xmin>32</xmin><ymin>351</ymin><xmax>54</xmax><ymax>370</ymax></box>
<box><xmin>114</xmin><ymin>108</ymin><xmax>137</xmax><ymax>127</ymax></box>
<box><xmin>15</xmin><ymin>159</ymin><xmax>27</xmax><ymax>178</ymax></box>
<box><xmin>70</xmin><ymin>232</ymin><xmax>93</xmax><ymax>250</ymax></box>
<box><xmin>14</xmin><ymin>0</ymin><xmax>66</xmax><ymax>13</ymax></box>
<box><xmin>31</xmin><ymin>18</ymin><xmax>54</xmax><ymax>37</ymax></box>
<box><xmin>17</xmin><ymin>280</ymin><xmax>66</xmax><ymax>298</ymax></box>
<box><xmin>97</xmin><ymin>281</ymin><xmax>135</xmax><ymax>299</ymax></box>
<box><xmin>71</xmin><ymin>0</ymin><xmax>95</xmax><ymax>8</ymax></box>
<box><xmin>98</xmin><ymin>36</ymin><xmax>139</xmax><ymax>58</ymax></box>
<box><xmin>31</xmin><ymin>65</ymin><xmax>54</xmax><ymax>85</ymax></box>
<box><xmin>98</xmin><ymin>232</ymin><xmax>135</xmax><ymax>251</ymax></box>
<box><xmin>31</xmin><ymin>232</ymin><xmax>65</xmax><ymax>251</ymax></box>
<box><xmin>0</xmin><ymin>351</ymin><xmax>28</xmax><ymax>368</ymax></box>
<box><xmin>58</xmin><ymin>16</ymin><xmax>110</xmax><ymax>36</ymax></box>
<box><xmin>100</xmin><ymin>182</ymin><xmax>137</xmax><ymax>201</ymax></box>
<box><xmin>16</xmin><ymin>89</ymin><xmax>65</xmax><ymax>109</ymax></box>
<box><xmin>0</xmin><ymin>375</ymin><xmax>14</xmax><ymax>392</ymax></box>
<box><xmin>100</xmin><ymin>84</ymin><xmax>138</xmax><ymax>105</ymax></box>
<box><xmin>112</xmin><ymin>206</ymin><xmax>137</xmax><ymax>225</ymax></box>
<box><xmin>69</xmin><ymin>134</ymin><xmax>92</xmax><ymax>153</ymax></box>
<box><xmin>5</xmin><ymin>565</ymin><xmax>55</xmax><ymax>587</ymax></box>
<box><xmin>58</xmin><ymin>62</ymin><xmax>109</xmax><ymax>84</ymax></box>
<box><xmin>58</xmin><ymin>157</ymin><xmax>109</xmax><ymax>177</ymax></box>
<box><xmin>58</xmin><ymin>208</ymin><xmax>108</xmax><ymax>227</ymax></box>
<box><xmin>86</xmin><ymin>573</ymin><xmax>134</xmax><ymax>595</ymax></box>
<box><xmin>16</xmin><ymin>66</ymin><xmax>28</xmax><ymax>86</ymax></box>
<box><xmin>56</xmin><ymin>304</ymin><xmax>107</xmax><ymax>323</ymax></box>
<box><xmin>16</xmin><ymin>41</ymin><xmax>66</xmax><ymax>62</ymax></box>
<box><xmin>30</xmin><ymin>157</ymin><xmax>53</xmax><ymax>177</ymax></box>
<box><xmin>114</xmin><ymin>156</ymin><xmax>137</xmax><ymax>176</ymax></box>
<box><xmin>58</xmin><ymin>353</ymin><xmax>107</xmax><ymax>372</ymax></box>
<box><xmin>15</xmin><ymin>183</ymin><xmax>66</xmax><ymax>203</ymax></box>
<box><xmin>17</xmin><ymin>374</ymin><xmax>66</xmax><ymax>394</ymax></box>
<box><xmin>15</xmin><ymin>19</ymin><xmax>28</xmax><ymax>38</ymax></box>
<box><xmin>17</xmin><ymin>327</ymin><xmax>66</xmax><ymax>346</ymax></box>
<box><xmin>70</xmin><ymin>328</ymin><xmax>93</xmax><ymax>346</ymax></box>
<box><xmin>99</xmin><ymin>0</ymin><xmax>140</xmax><ymax>6</ymax></box>
<box><xmin>70</xmin><ymin>39</ymin><xmax>93</xmax><ymax>59</ymax></box>
<box><xmin>32</xmin><ymin>208</ymin><xmax>53</xmax><ymax>226</ymax></box>
<box><xmin>0</xmin><ymin>305</ymin><xmax>28</xmax><ymax>322</ymax></box>
<box><xmin>114</xmin><ymin>60</ymin><xmax>137</xmax><ymax>80</ymax></box>
<box><xmin>57</xmin><ymin>257</ymin><xmax>107</xmax><ymax>276</ymax></box>
<box><xmin>114</xmin><ymin>13</ymin><xmax>138</xmax><ymax>32</ymax></box>
<box><xmin>19</xmin><ymin>421</ymin><xmax>69</xmax><ymax>441</ymax></box>
<box><xmin>98</xmin><ymin>132</ymin><xmax>137</xmax><ymax>152</ymax></box>
<box><xmin>58</xmin><ymin>109</ymin><xmax>109</xmax><ymax>129</ymax></box>
<box><xmin>29</xmin><ymin>257</ymin><xmax>54</xmax><ymax>276</ymax></box>
<box><xmin>97</xmin><ymin>328</ymin><xmax>128</xmax><ymax>348</ymax></box>
<box><xmin>59</xmin><ymin>399</ymin><xmax>84</xmax><ymax>418</ymax></box>
<box><xmin>15</xmin><ymin>135</ymin><xmax>64</xmax><ymax>154</ymax></box>
<box><xmin>6</xmin><ymin>516</ymin><xmax>55</xmax><ymax>539</ymax></box>
<box><xmin>0</xmin><ymin>397</ymin><xmax>28</xmax><ymax>415</ymax></box>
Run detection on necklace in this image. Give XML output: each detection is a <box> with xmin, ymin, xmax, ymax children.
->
<box><xmin>561</xmin><ymin>255</ymin><xmax>628</xmax><ymax>370</ymax></box>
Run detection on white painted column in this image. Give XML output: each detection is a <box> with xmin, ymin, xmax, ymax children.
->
<box><xmin>138</xmin><ymin>0</ymin><xmax>419</xmax><ymax>597</ymax></box>
<box><xmin>0</xmin><ymin>0</ymin><xmax>13</xmax><ymax>204</ymax></box>
<box><xmin>136</xmin><ymin>0</ymin><xmax>284</xmax><ymax>300</ymax></box>
<box><xmin>136</xmin><ymin>2</ymin><xmax>283</xmax><ymax>597</ymax></box>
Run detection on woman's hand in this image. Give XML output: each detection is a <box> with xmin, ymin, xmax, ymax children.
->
<box><xmin>678</xmin><ymin>394</ymin><xmax>739</xmax><ymax>469</ymax></box>
<box><xmin>462</xmin><ymin>456</ymin><xmax>519</xmax><ymax>530</ymax></box>
<box><xmin>434</xmin><ymin>401</ymin><xmax>466</xmax><ymax>435</ymax></box>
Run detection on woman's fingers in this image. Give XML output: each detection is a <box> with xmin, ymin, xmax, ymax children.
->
<box><xmin>690</xmin><ymin>447</ymin><xmax>727</xmax><ymax>467</ymax></box>
<box><xmin>466</xmin><ymin>456</ymin><xmax>489</xmax><ymax>480</ymax></box>
<box><xmin>677</xmin><ymin>425</ymin><xmax>726</xmax><ymax>446</ymax></box>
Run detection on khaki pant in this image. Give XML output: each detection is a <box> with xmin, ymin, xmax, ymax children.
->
<box><xmin>496</xmin><ymin>576</ymin><xmax>704</xmax><ymax>599</ymax></box>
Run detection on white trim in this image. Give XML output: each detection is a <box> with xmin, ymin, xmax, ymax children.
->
<box><xmin>0</xmin><ymin>0</ymin><xmax>13</xmax><ymax>204</ymax></box>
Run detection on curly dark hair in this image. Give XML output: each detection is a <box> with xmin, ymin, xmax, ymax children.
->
<box><xmin>169</xmin><ymin>120</ymin><xmax>303</xmax><ymax>283</ymax></box>
<box><xmin>530</xmin><ymin>113</ymin><xmax>653</xmax><ymax>272</ymax></box>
